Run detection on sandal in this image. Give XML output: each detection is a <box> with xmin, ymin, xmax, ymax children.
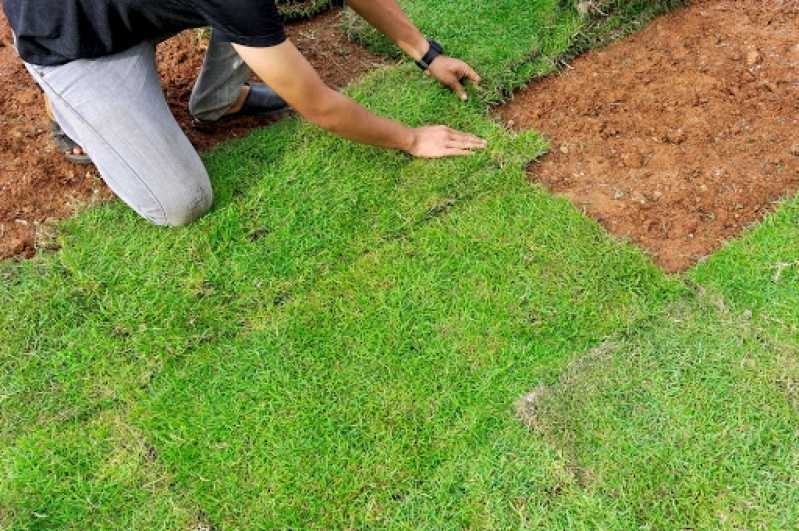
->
<box><xmin>50</xmin><ymin>120</ymin><xmax>92</xmax><ymax>165</ymax></box>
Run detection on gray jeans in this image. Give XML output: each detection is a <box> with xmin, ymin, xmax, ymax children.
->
<box><xmin>23</xmin><ymin>30</ymin><xmax>249</xmax><ymax>226</ymax></box>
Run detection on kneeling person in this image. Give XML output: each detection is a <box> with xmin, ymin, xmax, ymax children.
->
<box><xmin>3</xmin><ymin>0</ymin><xmax>486</xmax><ymax>226</ymax></box>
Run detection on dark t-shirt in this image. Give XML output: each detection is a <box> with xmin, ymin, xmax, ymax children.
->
<box><xmin>2</xmin><ymin>0</ymin><xmax>287</xmax><ymax>66</ymax></box>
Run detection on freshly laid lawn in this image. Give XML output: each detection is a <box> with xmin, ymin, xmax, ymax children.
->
<box><xmin>3</xmin><ymin>0</ymin><xmax>798</xmax><ymax>528</ymax></box>
<box><xmin>130</xmin><ymin>189</ymin><xmax>680</xmax><ymax>527</ymax></box>
<box><xmin>691</xmin><ymin>196</ymin><xmax>799</xmax><ymax>343</ymax></box>
<box><xmin>519</xmin><ymin>295</ymin><xmax>799</xmax><ymax>528</ymax></box>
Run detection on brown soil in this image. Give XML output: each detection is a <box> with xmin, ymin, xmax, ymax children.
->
<box><xmin>498</xmin><ymin>0</ymin><xmax>799</xmax><ymax>272</ymax></box>
<box><xmin>0</xmin><ymin>8</ymin><xmax>386</xmax><ymax>260</ymax></box>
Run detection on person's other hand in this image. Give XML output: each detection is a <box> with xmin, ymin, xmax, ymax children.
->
<box><xmin>407</xmin><ymin>125</ymin><xmax>487</xmax><ymax>158</ymax></box>
<box><xmin>427</xmin><ymin>57</ymin><xmax>481</xmax><ymax>101</ymax></box>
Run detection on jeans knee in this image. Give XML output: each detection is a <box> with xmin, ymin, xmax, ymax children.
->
<box><xmin>160</xmin><ymin>183</ymin><xmax>214</xmax><ymax>227</ymax></box>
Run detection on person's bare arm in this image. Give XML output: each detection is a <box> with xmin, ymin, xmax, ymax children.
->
<box><xmin>345</xmin><ymin>0</ymin><xmax>428</xmax><ymax>61</ymax></box>
<box><xmin>233</xmin><ymin>40</ymin><xmax>485</xmax><ymax>158</ymax></box>
<box><xmin>346</xmin><ymin>0</ymin><xmax>482</xmax><ymax>101</ymax></box>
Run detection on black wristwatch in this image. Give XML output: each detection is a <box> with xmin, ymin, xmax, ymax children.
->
<box><xmin>415</xmin><ymin>38</ymin><xmax>444</xmax><ymax>71</ymax></box>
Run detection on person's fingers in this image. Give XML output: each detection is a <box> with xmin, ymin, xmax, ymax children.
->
<box><xmin>446</xmin><ymin>139</ymin><xmax>486</xmax><ymax>150</ymax></box>
<box><xmin>449</xmin><ymin>129</ymin><xmax>485</xmax><ymax>142</ymax></box>
<box><xmin>462</xmin><ymin>64</ymin><xmax>481</xmax><ymax>85</ymax></box>
<box><xmin>449</xmin><ymin>78</ymin><xmax>468</xmax><ymax>101</ymax></box>
<box><xmin>467</xmin><ymin>134</ymin><xmax>487</xmax><ymax>146</ymax></box>
<box><xmin>443</xmin><ymin>147</ymin><xmax>475</xmax><ymax>157</ymax></box>
<box><xmin>456</xmin><ymin>142</ymin><xmax>486</xmax><ymax>151</ymax></box>
<box><xmin>446</xmin><ymin>134</ymin><xmax>486</xmax><ymax>147</ymax></box>
<box><xmin>447</xmin><ymin>130</ymin><xmax>487</xmax><ymax>148</ymax></box>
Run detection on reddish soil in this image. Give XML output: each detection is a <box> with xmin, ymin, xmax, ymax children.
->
<box><xmin>498</xmin><ymin>0</ymin><xmax>799</xmax><ymax>272</ymax></box>
<box><xmin>0</xmin><ymin>8</ymin><xmax>386</xmax><ymax>260</ymax></box>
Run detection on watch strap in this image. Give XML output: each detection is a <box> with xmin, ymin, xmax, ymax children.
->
<box><xmin>415</xmin><ymin>38</ymin><xmax>444</xmax><ymax>70</ymax></box>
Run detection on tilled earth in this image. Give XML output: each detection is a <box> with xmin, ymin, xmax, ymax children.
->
<box><xmin>498</xmin><ymin>0</ymin><xmax>799</xmax><ymax>272</ymax></box>
<box><xmin>0</xmin><ymin>9</ymin><xmax>386</xmax><ymax>259</ymax></box>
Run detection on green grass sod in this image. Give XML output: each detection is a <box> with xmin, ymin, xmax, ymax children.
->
<box><xmin>343</xmin><ymin>0</ymin><xmax>688</xmax><ymax>104</ymax></box>
<box><xmin>509</xmin><ymin>197</ymin><xmax>799</xmax><ymax>529</ymax></box>
<box><xmin>518</xmin><ymin>295</ymin><xmax>799</xmax><ymax>529</ymax></box>
<box><xmin>1</xmin><ymin>411</ymin><xmax>194</xmax><ymax>529</ymax></box>
<box><xmin>0</xmin><ymin>74</ymin><xmax>545</xmax><ymax>448</ymax></box>
<box><xmin>2</xmin><ymin>0</ymin><xmax>592</xmax><ymax>449</ymax></box>
<box><xmin>130</xmin><ymin>189</ymin><xmax>681</xmax><ymax>528</ymax></box>
<box><xmin>343</xmin><ymin>0</ymin><xmax>581</xmax><ymax>104</ymax></box>
<box><xmin>0</xmin><ymin>125</ymin><xmax>681</xmax><ymax>527</ymax></box>
<box><xmin>690</xmin><ymin>195</ymin><xmax>799</xmax><ymax>343</ymax></box>
<box><xmin>503</xmin><ymin>174</ymin><xmax>799</xmax><ymax>528</ymax></box>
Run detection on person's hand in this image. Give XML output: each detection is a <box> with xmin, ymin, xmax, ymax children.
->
<box><xmin>427</xmin><ymin>56</ymin><xmax>481</xmax><ymax>101</ymax></box>
<box><xmin>406</xmin><ymin>125</ymin><xmax>487</xmax><ymax>158</ymax></box>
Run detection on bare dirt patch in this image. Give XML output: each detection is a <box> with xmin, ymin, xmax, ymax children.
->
<box><xmin>0</xmin><ymin>8</ymin><xmax>386</xmax><ymax>260</ymax></box>
<box><xmin>497</xmin><ymin>0</ymin><xmax>799</xmax><ymax>272</ymax></box>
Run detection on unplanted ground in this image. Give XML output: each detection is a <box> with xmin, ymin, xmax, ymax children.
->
<box><xmin>498</xmin><ymin>0</ymin><xmax>799</xmax><ymax>273</ymax></box>
<box><xmin>3</xmin><ymin>0</ymin><xmax>799</xmax><ymax>528</ymax></box>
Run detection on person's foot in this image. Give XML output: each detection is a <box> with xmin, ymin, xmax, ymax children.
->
<box><xmin>226</xmin><ymin>83</ymin><xmax>289</xmax><ymax>118</ymax></box>
<box><xmin>49</xmin><ymin>120</ymin><xmax>92</xmax><ymax>164</ymax></box>
<box><xmin>45</xmin><ymin>97</ymin><xmax>91</xmax><ymax>164</ymax></box>
<box><xmin>223</xmin><ymin>84</ymin><xmax>252</xmax><ymax>117</ymax></box>
<box><xmin>49</xmin><ymin>120</ymin><xmax>91</xmax><ymax>164</ymax></box>
<box><xmin>195</xmin><ymin>83</ymin><xmax>290</xmax><ymax>125</ymax></box>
